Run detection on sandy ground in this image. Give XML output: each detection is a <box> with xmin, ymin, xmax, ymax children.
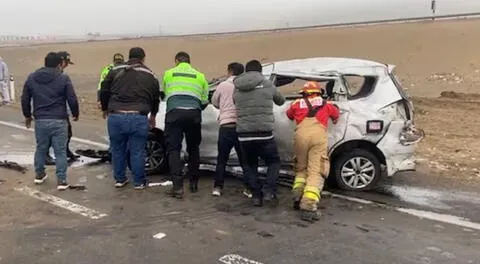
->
<box><xmin>1</xmin><ymin>18</ymin><xmax>480</xmax><ymax>183</ymax></box>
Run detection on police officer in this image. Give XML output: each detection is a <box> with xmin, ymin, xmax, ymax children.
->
<box><xmin>162</xmin><ymin>51</ymin><xmax>209</xmax><ymax>199</ymax></box>
<box><xmin>286</xmin><ymin>81</ymin><xmax>339</xmax><ymax>222</ymax></box>
<box><xmin>97</xmin><ymin>53</ymin><xmax>125</xmax><ymax>109</ymax></box>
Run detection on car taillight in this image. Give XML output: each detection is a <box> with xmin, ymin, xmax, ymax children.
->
<box><xmin>366</xmin><ymin>120</ymin><xmax>384</xmax><ymax>133</ymax></box>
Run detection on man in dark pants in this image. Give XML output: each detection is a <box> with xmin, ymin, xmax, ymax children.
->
<box><xmin>211</xmin><ymin>62</ymin><xmax>251</xmax><ymax>198</ymax></box>
<box><xmin>45</xmin><ymin>51</ymin><xmax>79</xmax><ymax>165</ymax></box>
<box><xmin>233</xmin><ymin>59</ymin><xmax>286</xmax><ymax>207</ymax></box>
<box><xmin>162</xmin><ymin>52</ymin><xmax>209</xmax><ymax>199</ymax></box>
<box><xmin>100</xmin><ymin>47</ymin><xmax>160</xmax><ymax>189</ymax></box>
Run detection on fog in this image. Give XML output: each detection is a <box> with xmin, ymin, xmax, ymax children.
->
<box><xmin>1</xmin><ymin>0</ymin><xmax>480</xmax><ymax>36</ymax></box>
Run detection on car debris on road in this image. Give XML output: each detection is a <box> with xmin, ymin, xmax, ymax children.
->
<box><xmin>0</xmin><ymin>160</ymin><xmax>28</xmax><ymax>173</ymax></box>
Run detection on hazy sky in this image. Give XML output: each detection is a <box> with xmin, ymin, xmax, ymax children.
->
<box><xmin>1</xmin><ymin>0</ymin><xmax>480</xmax><ymax>36</ymax></box>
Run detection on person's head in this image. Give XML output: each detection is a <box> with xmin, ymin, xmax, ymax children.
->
<box><xmin>113</xmin><ymin>53</ymin><xmax>125</xmax><ymax>64</ymax></box>
<box><xmin>227</xmin><ymin>62</ymin><xmax>244</xmax><ymax>77</ymax></box>
<box><xmin>129</xmin><ymin>47</ymin><xmax>146</xmax><ymax>62</ymax></box>
<box><xmin>300</xmin><ymin>81</ymin><xmax>323</xmax><ymax>97</ymax></box>
<box><xmin>57</xmin><ymin>51</ymin><xmax>73</xmax><ymax>70</ymax></box>
<box><xmin>44</xmin><ymin>52</ymin><xmax>62</xmax><ymax>69</ymax></box>
<box><xmin>175</xmin><ymin>51</ymin><xmax>190</xmax><ymax>65</ymax></box>
<box><xmin>245</xmin><ymin>60</ymin><xmax>262</xmax><ymax>73</ymax></box>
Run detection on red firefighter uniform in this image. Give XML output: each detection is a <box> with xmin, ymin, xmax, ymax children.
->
<box><xmin>286</xmin><ymin>81</ymin><xmax>340</xmax><ymax>220</ymax></box>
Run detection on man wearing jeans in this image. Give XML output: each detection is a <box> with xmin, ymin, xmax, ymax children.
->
<box><xmin>211</xmin><ymin>62</ymin><xmax>251</xmax><ymax>198</ymax></box>
<box><xmin>21</xmin><ymin>52</ymin><xmax>80</xmax><ymax>190</ymax></box>
<box><xmin>100</xmin><ymin>47</ymin><xmax>160</xmax><ymax>190</ymax></box>
<box><xmin>233</xmin><ymin>59</ymin><xmax>285</xmax><ymax>207</ymax></box>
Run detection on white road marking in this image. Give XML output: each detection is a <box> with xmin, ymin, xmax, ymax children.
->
<box><xmin>15</xmin><ymin>186</ymin><xmax>108</xmax><ymax>220</ymax></box>
<box><xmin>219</xmin><ymin>254</ymin><xmax>264</xmax><ymax>264</ymax></box>
<box><xmin>148</xmin><ymin>181</ymin><xmax>173</xmax><ymax>187</ymax></box>
<box><xmin>153</xmin><ymin>232</ymin><xmax>166</xmax><ymax>240</ymax></box>
<box><xmin>0</xmin><ymin>120</ymin><xmax>108</xmax><ymax>149</ymax></box>
<box><xmin>322</xmin><ymin>191</ymin><xmax>480</xmax><ymax>231</ymax></box>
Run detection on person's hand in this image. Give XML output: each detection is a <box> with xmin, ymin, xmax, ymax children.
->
<box><xmin>102</xmin><ymin>111</ymin><xmax>108</xmax><ymax>119</ymax></box>
<box><xmin>72</xmin><ymin>116</ymin><xmax>79</xmax><ymax>122</ymax></box>
<box><xmin>148</xmin><ymin>115</ymin><xmax>156</xmax><ymax>128</ymax></box>
<box><xmin>25</xmin><ymin>117</ymin><xmax>32</xmax><ymax>129</ymax></box>
<box><xmin>96</xmin><ymin>101</ymin><xmax>102</xmax><ymax>110</ymax></box>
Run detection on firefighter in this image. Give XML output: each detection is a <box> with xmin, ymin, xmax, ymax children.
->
<box><xmin>286</xmin><ymin>81</ymin><xmax>340</xmax><ymax>222</ymax></box>
<box><xmin>162</xmin><ymin>52</ymin><xmax>209</xmax><ymax>199</ymax></box>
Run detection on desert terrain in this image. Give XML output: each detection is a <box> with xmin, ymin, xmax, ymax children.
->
<box><xmin>1</xmin><ymin>18</ymin><xmax>479</xmax><ymax>185</ymax></box>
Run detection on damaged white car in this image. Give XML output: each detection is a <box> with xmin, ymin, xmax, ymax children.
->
<box><xmin>145</xmin><ymin>57</ymin><xmax>424</xmax><ymax>191</ymax></box>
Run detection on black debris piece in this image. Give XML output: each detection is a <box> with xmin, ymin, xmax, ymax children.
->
<box><xmin>0</xmin><ymin>160</ymin><xmax>28</xmax><ymax>173</ymax></box>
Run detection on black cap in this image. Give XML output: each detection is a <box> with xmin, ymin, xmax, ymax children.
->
<box><xmin>57</xmin><ymin>51</ymin><xmax>74</xmax><ymax>65</ymax></box>
<box><xmin>44</xmin><ymin>52</ymin><xmax>62</xmax><ymax>68</ymax></box>
<box><xmin>113</xmin><ymin>53</ymin><xmax>124</xmax><ymax>63</ymax></box>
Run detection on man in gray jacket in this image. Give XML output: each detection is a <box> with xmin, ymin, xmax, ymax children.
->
<box><xmin>233</xmin><ymin>59</ymin><xmax>285</xmax><ymax>207</ymax></box>
<box><xmin>0</xmin><ymin>56</ymin><xmax>11</xmax><ymax>104</ymax></box>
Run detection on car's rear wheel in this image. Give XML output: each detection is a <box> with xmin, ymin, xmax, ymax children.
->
<box><xmin>333</xmin><ymin>148</ymin><xmax>381</xmax><ymax>191</ymax></box>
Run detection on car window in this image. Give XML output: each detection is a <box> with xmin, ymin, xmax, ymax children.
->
<box><xmin>343</xmin><ymin>75</ymin><xmax>377</xmax><ymax>99</ymax></box>
<box><xmin>278</xmin><ymin>78</ymin><xmax>335</xmax><ymax>97</ymax></box>
<box><xmin>343</xmin><ymin>75</ymin><xmax>365</xmax><ymax>96</ymax></box>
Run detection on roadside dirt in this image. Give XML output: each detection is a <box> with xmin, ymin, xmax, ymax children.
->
<box><xmin>413</xmin><ymin>93</ymin><xmax>480</xmax><ymax>183</ymax></box>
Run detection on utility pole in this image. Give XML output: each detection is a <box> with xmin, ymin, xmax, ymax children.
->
<box><xmin>431</xmin><ymin>0</ymin><xmax>437</xmax><ymax>21</ymax></box>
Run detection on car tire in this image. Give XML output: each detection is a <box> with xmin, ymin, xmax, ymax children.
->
<box><xmin>125</xmin><ymin>129</ymin><xmax>168</xmax><ymax>175</ymax></box>
<box><xmin>333</xmin><ymin>148</ymin><xmax>381</xmax><ymax>191</ymax></box>
<box><xmin>145</xmin><ymin>138</ymin><xmax>168</xmax><ymax>175</ymax></box>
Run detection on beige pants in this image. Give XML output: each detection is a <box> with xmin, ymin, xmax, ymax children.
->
<box><xmin>292</xmin><ymin>117</ymin><xmax>330</xmax><ymax>211</ymax></box>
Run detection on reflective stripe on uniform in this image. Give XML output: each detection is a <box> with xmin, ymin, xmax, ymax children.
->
<box><xmin>303</xmin><ymin>185</ymin><xmax>320</xmax><ymax>201</ymax></box>
<box><xmin>165</xmin><ymin>90</ymin><xmax>202</xmax><ymax>101</ymax></box>
<box><xmin>293</xmin><ymin>177</ymin><xmax>306</xmax><ymax>190</ymax></box>
<box><xmin>166</xmin><ymin>81</ymin><xmax>202</xmax><ymax>91</ymax></box>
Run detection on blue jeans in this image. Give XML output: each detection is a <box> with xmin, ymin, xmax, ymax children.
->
<box><xmin>34</xmin><ymin>119</ymin><xmax>68</xmax><ymax>181</ymax></box>
<box><xmin>108</xmin><ymin>113</ymin><xmax>148</xmax><ymax>186</ymax></box>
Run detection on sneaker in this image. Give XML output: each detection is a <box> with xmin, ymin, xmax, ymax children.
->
<box><xmin>34</xmin><ymin>173</ymin><xmax>48</xmax><ymax>184</ymax></box>
<box><xmin>242</xmin><ymin>188</ymin><xmax>253</xmax><ymax>198</ymax></box>
<box><xmin>57</xmin><ymin>180</ymin><xmax>70</xmax><ymax>190</ymax></box>
<box><xmin>134</xmin><ymin>184</ymin><xmax>146</xmax><ymax>190</ymax></box>
<box><xmin>212</xmin><ymin>187</ymin><xmax>222</xmax><ymax>197</ymax></box>
<box><xmin>114</xmin><ymin>179</ymin><xmax>129</xmax><ymax>188</ymax></box>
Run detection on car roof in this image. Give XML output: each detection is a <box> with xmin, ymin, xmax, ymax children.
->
<box><xmin>263</xmin><ymin>57</ymin><xmax>392</xmax><ymax>76</ymax></box>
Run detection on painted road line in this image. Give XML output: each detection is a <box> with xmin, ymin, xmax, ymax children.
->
<box><xmin>148</xmin><ymin>181</ymin><xmax>173</xmax><ymax>187</ymax></box>
<box><xmin>219</xmin><ymin>254</ymin><xmax>264</xmax><ymax>264</ymax></box>
<box><xmin>322</xmin><ymin>191</ymin><xmax>480</xmax><ymax>231</ymax></box>
<box><xmin>153</xmin><ymin>232</ymin><xmax>166</xmax><ymax>240</ymax></box>
<box><xmin>15</xmin><ymin>186</ymin><xmax>108</xmax><ymax>220</ymax></box>
<box><xmin>0</xmin><ymin>120</ymin><xmax>108</xmax><ymax>149</ymax></box>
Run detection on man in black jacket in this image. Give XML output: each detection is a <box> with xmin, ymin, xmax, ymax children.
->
<box><xmin>21</xmin><ymin>52</ymin><xmax>80</xmax><ymax>190</ymax></box>
<box><xmin>100</xmin><ymin>47</ymin><xmax>160</xmax><ymax>190</ymax></box>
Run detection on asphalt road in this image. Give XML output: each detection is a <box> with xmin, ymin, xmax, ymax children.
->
<box><xmin>1</xmin><ymin>106</ymin><xmax>479</xmax><ymax>264</ymax></box>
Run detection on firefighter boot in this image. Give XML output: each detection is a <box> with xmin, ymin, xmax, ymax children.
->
<box><xmin>301</xmin><ymin>210</ymin><xmax>321</xmax><ymax>223</ymax></box>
